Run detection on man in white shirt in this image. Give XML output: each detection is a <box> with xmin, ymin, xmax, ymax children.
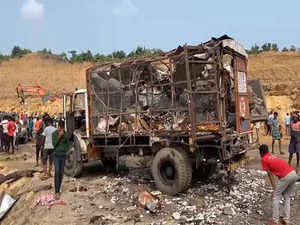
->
<box><xmin>41</xmin><ymin>118</ymin><xmax>57</xmax><ymax>179</ymax></box>
<box><xmin>0</xmin><ymin>116</ymin><xmax>9</xmax><ymax>152</ymax></box>
<box><xmin>285</xmin><ymin>113</ymin><xmax>291</xmax><ymax>136</ymax></box>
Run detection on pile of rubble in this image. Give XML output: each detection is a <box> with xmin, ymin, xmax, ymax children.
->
<box><xmin>67</xmin><ymin>168</ymin><xmax>298</xmax><ymax>225</ymax></box>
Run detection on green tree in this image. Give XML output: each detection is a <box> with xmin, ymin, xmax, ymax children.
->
<box><xmin>11</xmin><ymin>46</ymin><xmax>23</xmax><ymax>58</ymax></box>
<box><xmin>261</xmin><ymin>43</ymin><xmax>272</xmax><ymax>52</ymax></box>
<box><xmin>11</xmin><ymin>46</ymin><xmax>31</xmax><ymax>58</ymax></box>
<box><xmin>69</xmin><ymin>50</ymin><xmax>78</xmax><ymax>62</ymax></box>
<box><xmin>282</xmin><ymin>47</ymin><xmax>289</xmax><ymax>52</ymax></box>
<box><xmin>247</xmin><ymin>44</ymin><xmax>260</xmax><ymax>55</ymax></box>
<box><xmin>271</xmin><ymin>43</ymin><xmax>279</xmax><ymax>51</ymax></box>
<box><xmin>112</xmin><ymin>50</ymin><xmax>126</xmax><ymax>59</ymax></box>
<box><xmin>290</xmin><ymin>45</ymin><xmax>296</xmax><ymax>51</ymax></box>
<box><xmin>94</xmin><ymin>53</ymin><xmax>107</xmax><ymax>62</ymax></box>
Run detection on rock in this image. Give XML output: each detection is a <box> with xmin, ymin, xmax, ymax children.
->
<box><xmin>69</xmin><ymin>186</ymin><xmax>77</xmax><ymax>192</ymax></box>
<box><xmin>150</xmin><ymin>191</ymin><xmax>162</xmax><ymax>196</ymax></box>
<box><xmin>172</xmin><ymin>212</ymin><xmax>181</xmax><ymax>220</ymax></box>
<box><xmin>196</xmin><ymin>213</ymin><xmax>204</xmax><ymax>220</ymax></box>
<box><xmin>78</xmin><ymin>185</ymin><xmax>88</xmax><ymax>192</ymax></box>
<box><xmin>127</xmin><ymin>205</ymin><xmax>136</xmax><ymax>211</ymax></box>
<box><xmin>223</xmin><ymin>206</ymin><xmax>235</xmax><ymax>215</ymax></box>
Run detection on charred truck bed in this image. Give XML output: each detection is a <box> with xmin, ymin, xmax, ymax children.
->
<box><xmin>65</xmin><ymin>35</ymin><xmax>267</xmax><ymax>195</ymax></box>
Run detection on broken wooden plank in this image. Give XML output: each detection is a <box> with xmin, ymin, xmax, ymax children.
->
<box><xmin>0</xmin><ymin>169</ymin><xmax>39</xmax><ymax>185</ymax></box>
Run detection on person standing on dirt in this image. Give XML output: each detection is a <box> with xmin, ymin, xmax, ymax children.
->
<box><xmin>27</xmin><ymin>117</ymin><xmax>34</xmax><ymax>141</ymax></box>
<box><xmin>285</xmin><ymin>113</ymin><xmax>291</xmax><ymax>136</ymax></box>
<box><xmin>7</xmin><ymin>117</ymin><xmax>16</xmax><ymax>154</ymax></box>
<box><xmin>266</xmin><ymin>111</ymin><xmax>274</xmax><ymax>136</ymax></box>
<box><xmin>0</xmin><ymin>124</ymin><xmax>4</xmax><ymax>151</ymax></box>
<box><xmin>52</xmin><ymin>120</ymin><xmax>70</xmax><ymax>200</ymax></box>
<box><xmin>270</xmin><ymin>112</ymin><xmax>284</xmax><ymax>155</ymax></box>
<box><xmin>41</xmin><ymin>118</ymin><xmax>56</xmax><ymax>179</ymax></box>
<box><xmin>35</xmin><ymin>117</ymin><xmax>44</xmax><ymax>166</ymax></box>
<box><xmin>0</xmin><ymin>116</ymin><xmax>9</xmax><ymax>152</ymax></box>
<box><xmin>259</xmin><ymin>144</ymin><xmax>298</xmax><ymax>225</ymax></box>
<box><xmin>288</xmin><ymin>115</ymin><xmax>300</xmax><ymax>168</ymax></box>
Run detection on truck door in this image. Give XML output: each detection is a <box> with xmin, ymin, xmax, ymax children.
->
<box><xmin>247</xmin><ymin>79</ymin><xmax>268</xmax><ymax>122</ymax></box>
<box><xmin>234</xmin><ymin>57</ymin><xmax>250</xmax><ymax>132</ymax></box>
<box><xmin>63</xmin><ymin>95</ymin><xmax>75</xmax><ymax>133</ymax></box>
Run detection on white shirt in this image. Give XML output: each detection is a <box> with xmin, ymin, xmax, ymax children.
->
<box><xmin>1</xmin><ymin>120</ymin><xmax>8</xmax><ymax>133</ymax></box>
<box><xmin>268</xmin><ymin>114</ymin><xmax>274</xmax><ymax>120</ymax></box>
<box><xmin>42</xmin><ymin>126</ymin><xmax>57</xmax><ymax>149</ymax></box>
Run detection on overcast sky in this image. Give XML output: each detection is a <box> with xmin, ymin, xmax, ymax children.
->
<box><xmin>0</xmin><ymin>0</ymin><xmax>299</xmax><ymax>55</ymax></box>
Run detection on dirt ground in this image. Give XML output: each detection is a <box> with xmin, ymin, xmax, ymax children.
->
<box><xmin>0</xmin><ymin>133</ymin><xmax>300</xmax><ymax>225</ymax></box>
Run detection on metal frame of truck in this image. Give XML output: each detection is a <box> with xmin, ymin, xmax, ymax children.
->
<box><xmin>63</xmin><ymin>36</ymin><xmax>267</xmax><ymax>195</ymax></box>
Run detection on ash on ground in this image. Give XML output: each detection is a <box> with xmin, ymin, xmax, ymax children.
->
<box><xmin>64</xmin><ymin>168</ymin><xmax>299</xmax><ymax>225</ymax></box>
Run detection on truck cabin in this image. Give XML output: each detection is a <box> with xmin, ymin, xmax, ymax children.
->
<box><xmin>64</xmin><ymin>89</ymin><xmax>87</xmax><ymax>134</ymax></box>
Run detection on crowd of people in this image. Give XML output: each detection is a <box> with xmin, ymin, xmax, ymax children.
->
<box><xmin>259</xmin><ymin>111</ymin><xmax>300</xmax><ymax>225</ymax></box>
<box><xmin>0</xmin><ymin>111</ymin><xmax>64</xmax><ymax>153</ymax></box>
<box><xmin>0</xmin><ymin>111</ymin><xmax>69</xmax><ymax>200</ymax></box>
<box><xmin>263</xmin><ymin>111</ymin><xmax>300</xmax><ymax>167</ymax></box>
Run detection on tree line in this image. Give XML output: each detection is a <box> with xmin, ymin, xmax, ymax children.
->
<box><xmin>0</xmin><ymin>43</ymin><xmax>299</xmax><ymax>64</ymax></box>
<box><xmin>246</xmin><ymin>43</ymin><xmax>298</xmax><ymax>55</ymax></box>
<box><xmin>0</xmin><ymin>46</ymin><xmax>164</xmax><ymax>64</ymax></box>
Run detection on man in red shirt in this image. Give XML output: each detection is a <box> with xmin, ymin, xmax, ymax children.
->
<box><xmin>260</xmin><ymin>144</ymin><xmax>298</xmax><ymax>225</ymax></box>
<box><xmin>7</xmin><ymin>117</ymin><xmax>16</xmax><ymax>154</ymax></box>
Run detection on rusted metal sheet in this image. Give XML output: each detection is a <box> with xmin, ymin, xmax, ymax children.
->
<box><xmin>234</xmin><ymin>56</ymin><xmax>250</xmax><ymax>132</ymax></box>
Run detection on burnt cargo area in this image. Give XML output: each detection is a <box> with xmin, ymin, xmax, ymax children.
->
<box><xmin>87</xmin><ymin>35</ymin><xmax>265</xmax><ymax>148</ymax></box>
<box><xmin>75</xmin><ymin>35</ymin><xmax>268</xmax><ymax>195</ymax></box>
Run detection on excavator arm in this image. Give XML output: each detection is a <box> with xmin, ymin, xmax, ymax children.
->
<box><xmin>16</xmin><ymin>84</ymin><xmax>48</xmax><ymax>104</ymax></box>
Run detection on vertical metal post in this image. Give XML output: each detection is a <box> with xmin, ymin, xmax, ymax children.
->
<box><xmin>184</xmin><ymin>46</ymin><xmax>196</xmax><ymax>145</ymax></box>
<box><xmin>118</xmin><ymin>68</ymin><xmax>122</xmax><ymax>146</ymax></box>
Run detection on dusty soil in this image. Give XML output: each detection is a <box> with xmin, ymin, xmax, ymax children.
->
<box><xmin>0</xmin><ymin>133</ymin><xmax>300</xmax><ymax>225</ymax></box>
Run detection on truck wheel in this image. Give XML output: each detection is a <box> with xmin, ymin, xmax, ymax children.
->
<box><xmin>152</xmin><ymin>147</ymin><xmax>192</xmax><ymax>195</ymax></box>
<box><xmin>64</xmin><ymin>136</ymin><xmax>83</xmax><ymax>177</ymax></box>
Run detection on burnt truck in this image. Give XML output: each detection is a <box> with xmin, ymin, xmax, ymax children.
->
<box><xmin>63</xmin><ymin>35</ymin><xmax>268</xmax><ymax>195</ymax></box>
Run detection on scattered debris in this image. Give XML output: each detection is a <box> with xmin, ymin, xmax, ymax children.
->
<box><xmin>172</xmin><ymin>212</ymin><xmax>181</xmax><ymax>220</ymax></box>
<box><xmin>69</xmin><ymin>184</ymin><xmax>88</xmax><ymax>192</ymax></box>
<box><xmin>0</xmin><ymin>169</ymin><xmax>39</xmax><ymax>185</ymax></box>
<box><xmin>86</xmin><ymin>168</ymin><xmax>275</xmax><ymax>224</ymax></box>
<box><xmin>31</xmin><ymin>193</ymin><xmax>67</xmax><ymax>209</ymax></box>
<box><xmin>33</xmin><ymin>184</ymin><xmax>52</xmax><ymax>193</ymax></box>
<box><xmin>138</xmin><ymin>191</ymin><xmax>160</xmax><ymax>213</ymax></box>
<box><xmin>0</xmin><ymin>191</ymin><xmax>17</xmax><ymax>220</ymax></box>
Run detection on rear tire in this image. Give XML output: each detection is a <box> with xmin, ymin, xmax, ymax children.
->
<box><xmin>64</xmin><ymin>136</ymin><xmax>83</xmax><ymax>177</ymax></box>
<box><xmin>152</xmin><ymin>147</ymin><xmax>192</xmax><ymax>195</ymax></box>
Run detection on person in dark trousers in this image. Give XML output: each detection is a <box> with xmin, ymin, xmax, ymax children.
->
<box><xmin>52</xmin><ymin>120</ymin><xmax>70</xmax><ymax>200</ymax></box>
<box><xmin>1</xmin><ymin>116</ymin><xmax>9</xmax><ymax>152</ymax></box>
<box><xmin>41</xmin><ymin>118</ymin><xmax>56</xmax><ymax>179</ymax></box>
<box><xmin>288</xmin><ymin>115</ymin><xmax>300</xmax><ymax>168</ymax></box>
<box><xmin>259</xmin><ymin>144</ymin><xmax>298</xmax><ymax>225</ymax></box>
<box><xmin>35</xmin><ymin>117</ymin><xmax>44</xmax><ymax>166</ymax></box>
<box><xmin>285</xmin><ymin>113</ymin><xmax>291</xmax><ymax>136</ymax></box>
<box><xmin>270</xmin><ymin>112</ymin><xmax>283</xmax><ymax>154</ymax></box>
<box><xmin>7</xmin><ymin>117</ymin><xmax>16</xmax><ymax>154</ymax></box>
<box><xmin>27</xmin><ymin>117</ymin><xmax>34</xmax><ymax>141</ymax></box>
<box><xmin>0</xmin><ymin>124</ymin><xmax>4</xmax><ymax>151</ymax></box>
